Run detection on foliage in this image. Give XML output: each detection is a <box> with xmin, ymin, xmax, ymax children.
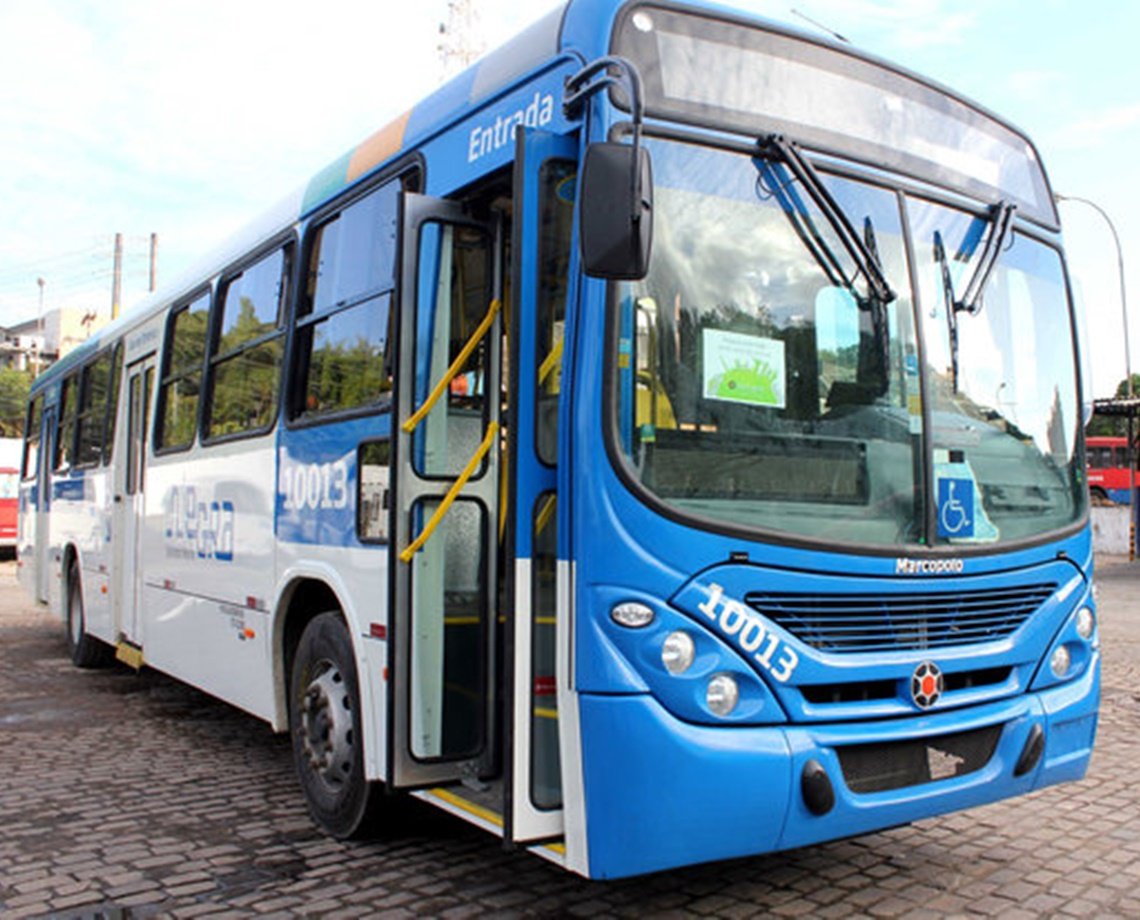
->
<box><xmin>0</xmin><ymin>368</ymin><xmax>32</xmax><ymax>437</ymax></box>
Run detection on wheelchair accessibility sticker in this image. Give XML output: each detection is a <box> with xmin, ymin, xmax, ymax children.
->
<box><xmin>938</xmin><ymin>478</ymin><xmax>974</xmax><ymax>538</ymax></box>
<box><xmin>934</xmin><ymin>451</ymin><xmax>999</xmax><ymax>543</ymax></box>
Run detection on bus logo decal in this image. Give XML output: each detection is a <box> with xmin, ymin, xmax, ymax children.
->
<box><xmin>911</xmin><ymin>661</ymin><xmax>943</xmax><ymax>709</ymax></box>
<box><xmin>895</xmin><ymin>557</ymin><xmax>964</xmax><ymax>575</ymax></box>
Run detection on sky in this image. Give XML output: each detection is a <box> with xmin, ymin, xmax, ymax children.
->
<box><xmin>1</xmin><ymin>0</ymin><xmax>1137</xmax><ymax>397</ymax></box>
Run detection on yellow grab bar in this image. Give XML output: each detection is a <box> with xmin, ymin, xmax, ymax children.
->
<box><xmin>402</xmin><ymin>298</ymin><xmax>501</xmax><ymax>434</ymax></box>
<box><xmin>399</xmin><ymin>421</ymin><xmax>499</xmax><ymax>563</ymax></box>
<box><xmin>537</xmin><ymin>336</ymin><xmax>564</xmax><ymax>388</ymax></box>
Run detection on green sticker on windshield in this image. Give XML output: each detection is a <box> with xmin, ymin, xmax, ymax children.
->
<box><xmin>702</xmin><ymin>329</ymin><xmax>786</xmax><ymax>409</ymax></box>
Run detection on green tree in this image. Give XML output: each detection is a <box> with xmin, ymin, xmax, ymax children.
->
<box><xmin>0</xmin><ymin>368</ymin><xmax>32</xmax><ymax>437</ymax></box>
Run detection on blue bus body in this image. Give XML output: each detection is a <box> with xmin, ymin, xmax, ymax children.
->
<box><xmin>21</xmin><ymin>0</ymin><xmax>1096</xmax><ymax>880</ymax></box>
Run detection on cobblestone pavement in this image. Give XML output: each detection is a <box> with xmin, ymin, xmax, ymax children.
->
<box><xmin>2</xmin><ymin>557</ymin><xmax>1139</xmax><ymax>919</ymax></box>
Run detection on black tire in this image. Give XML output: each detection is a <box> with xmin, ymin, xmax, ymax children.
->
<box><xmin>65</xmin><ymin>562</ymin><xmax>113</xmax><ymax>669</ymax></box>
<box><xmin>289</xmin><ymin>612</ymin><xmax>384</xmax><ymax>838</ymax></box>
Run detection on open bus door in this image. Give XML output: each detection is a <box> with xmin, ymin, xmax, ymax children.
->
<box><xmin>390</xmin><ymin>195</ymin><xmax>502</xmax><ymax>789</ymax></box>
<box><xmin>34</xmin><ymin>405</ymin><xmax>55</xmax><ymax>604</ymax></box>
<box><xmin>113</xmin><ymin>355</ymin><xmax>154</xmax><ymax>655</ymax></box>
<box><xmin>505</xmin><ymin>129</ymin><xmax>577</xmax><ymax>843</ymax></box>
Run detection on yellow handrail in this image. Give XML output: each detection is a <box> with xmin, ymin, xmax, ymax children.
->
<box><xmin>537</xmin><ymin>336</ymin><xmax>564</xmax><ymax>388</ymax></box>
<box><xmin>399</xmin><ymin>421</ymin><xmax>499</xmax><ymax>563</ymax></box>
<box><xmin>402</xmin><ymin>298</ymin><xmax>501</xmax><ymax>434</ymax></box>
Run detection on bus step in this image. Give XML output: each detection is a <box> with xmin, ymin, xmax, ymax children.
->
<box><xmin>115</xmin><ymin>640</ymin><xmax>144</xmax><ymax>670</ymax></box>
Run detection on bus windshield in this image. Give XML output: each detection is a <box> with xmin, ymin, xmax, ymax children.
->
<box><xmin>612</xmin><ymin>136</ymin><xmax>925</xmax><ymax>547</ymax></box>
<box><xmin>610</xmin><ymin>136</ymin><xmax>1085</xmax><ymax>549</ymax></box>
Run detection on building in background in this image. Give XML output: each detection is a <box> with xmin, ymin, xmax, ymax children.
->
<box><xmin>0</xmin><ymin>307</ymin><xmax>108</xmax><ymax>373</ymax></box>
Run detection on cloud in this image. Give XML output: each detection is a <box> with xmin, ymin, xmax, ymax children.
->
<box><xmin>1056</xmin><ymin>102</ymin><xmax>1140</xmax><ymax>150</ymax></box>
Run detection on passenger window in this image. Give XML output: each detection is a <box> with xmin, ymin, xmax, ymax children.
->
<box><xmin>292</xmin><ymin>180</ymin><xmax>399</xmax><ymax>421</ymax></box>
<box><xmin>22</xmin><ymin>396</ymin><xmax>42</xmax><ymax>480</ymax></box>
<box><xmin>157</xmin><ymin>291</ymin><xmax>210</xmax><ymax>450</ymax></box>
<box><xmin>55</xmin><ymin>374</ymin><xmax>79</xmax><ymax>470</ymax></box>
<box><xmin>103</xmin><ymin>344</ymin><xmax>123</xmax><ymax>464</ymax></box>
<box><xmin>205</xmin><ymin>247</ymin><xmax>289</xmax><ymax>439</ymax></box>
<box><xmin>75</xmin><ymin>349</ymin><xmax>116</xmax><ymax>467</ymax></box>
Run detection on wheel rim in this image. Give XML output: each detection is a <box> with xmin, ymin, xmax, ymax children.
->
<box><xmin>298</xmin><ymin>660</ymin><xmax>354</xmax><ymax>791</ymax></box>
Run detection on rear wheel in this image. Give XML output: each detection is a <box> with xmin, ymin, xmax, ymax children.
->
<box><xmin>65</xmin><ymin>562</ymin><xmax>113</xmax><ymax>669</ymax></box>
<box><xmin>290</xmin><ymin>612</ymin><xmax>384</xmax><ymax>838</ymax></box>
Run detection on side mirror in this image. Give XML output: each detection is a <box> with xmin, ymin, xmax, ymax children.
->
<box><xmin>579</xmin><ymin>142</ymin><xmax>653</xmax><ymax>280</ymax></box>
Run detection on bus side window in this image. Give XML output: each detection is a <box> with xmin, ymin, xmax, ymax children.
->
<box><xmin>156</xmin><ymin>291</ymin><xmax>210</xmax><ymax>451</ymax></box>
<box><xmin>75</xmin><ymin>348</ymin><xmax>116</xmax><ymax>467</ymax></box>
<box><xmin>291</xmin><ymin>180</ymin><xmax>399</xmax><ymax>421</ymax></box>
<box><xmin>23</xmin><ymin>396</ymin><xmax>42</xmax><ymax>480</ymax></box>
<box><xmin>103</xmin><ymin>343</ymin><xmax>123</xmax><ymax>465</ymax></box>
<box><xmin>205</xmin><ymin>245</ymin><xmax>290</xmax><ymax>440</ymax></box>
<box><xmin>55</xmin><ymin>373</ymin><xmax>79</xmax><ymax>471</ymax></box>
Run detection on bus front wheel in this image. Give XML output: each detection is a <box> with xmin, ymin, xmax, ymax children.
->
<box><xmin>66</xmin><ymin>562</ymin><xmax>112</xmax><ymax>669</ymax></box>
<box><xmin>289</xmin><ymin>612</ymin><xmax>383</xmax><ymax>838</ymax></box>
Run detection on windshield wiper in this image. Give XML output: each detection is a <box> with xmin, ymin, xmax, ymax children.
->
<box><xmin>757</xmin><ymin>133</ymin><xmax>895</xmax><ymax>305</ymax></box>
<box><xmin>932</xmin><ymin>200</ymin><xmax>1017</xmax><ymax>391</ymax></box>
<box><xmin>956</xmin><ymin>200</ymin><xmax>1016</xmax><ymax>316</ymax></box>
<box><xmin>933</xmin><ymin>230</ymin><xmax>962</xmax><ymax>390</ymax></box>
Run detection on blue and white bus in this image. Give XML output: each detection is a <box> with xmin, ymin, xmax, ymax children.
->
<box><xmin>19</xmin><ymin>0</ymin><xmax>1098</xmax><ymax>879</ymax></box>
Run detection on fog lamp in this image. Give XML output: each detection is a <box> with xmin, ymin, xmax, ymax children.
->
<box><xmin>1075</xmin><ymin>606</ymin><xmax>1095</xmax><ymax>641</ymax></box>
<box><xmin>706</xmin><ymin>674</ymin><xmax>739</xmax><ymax>716</ymax></box>
<box><xmin>662</xmin><ymin>631</ymin><xmax>695</xmax><ymax>675</ymax></box>
<box><xmin>1050</xmin><ymin>644</ymin><xmax>1071</xmax><ymax>679</ymax></box>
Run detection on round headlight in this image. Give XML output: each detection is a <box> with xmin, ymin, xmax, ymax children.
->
<box><xmin>1076</xmin><ymin>606</ymin><xmax>1095</xmax><ymax>641</ymax></box>
<box><xmin>1050</xmin><ymin>644</ymin><xmax>1071</xmax><ymax>679</ymax></box>
<box><xmin>611</xmin><ymin>601</ymin><xmax>655</xmax><ymax>629</ymax></box>
<box><xmin>706</xmin><ymin>674</ymin><xmax>739</xmax><ymax>717</ymax></box>
<box><xmin>662</xmin><ymin>631</ymin><xmax>695</xmax><ymax>675</ymax></box>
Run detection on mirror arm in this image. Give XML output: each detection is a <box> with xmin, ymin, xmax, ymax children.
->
<box><xmin>564</xmin><ymin>55</ymin><xmax>647</xmax><ymax>224</ymax></box>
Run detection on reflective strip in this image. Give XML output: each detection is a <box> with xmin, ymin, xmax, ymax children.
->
<box><xmin>429</xmin><ymin>787</ymin><xmax>504</xmax><ymax>828</ymax></box>
<box><xmin>399</xmin><ymin>421</ymin><xmax>498</xmax><ymax>563</ymax></box>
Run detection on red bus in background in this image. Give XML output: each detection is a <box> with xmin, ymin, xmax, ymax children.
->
<box><xmin>0</xmin><ymin>466</ymin><xmax>18</xmax><ymax>549</ymax></box>
<box><xmin>1086</xmin><ymin>436</ymin><xmax>1137</xmax><ymax>504</ymax></box>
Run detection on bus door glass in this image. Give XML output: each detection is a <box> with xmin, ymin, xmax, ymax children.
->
<box><xmin>34</xmin><ymin>402</ymin><xmax>54</xmax><ymax>603</ymax></box>
<box><xmin>507</xmin><ymin>129</ymin><xmax>577</xmax><ymax>842</ymax></box>
<box><xmin>115</xmin><ymin>356</ymin><xmax>155</xmax><ymax>645</ymax></box>
<box><xmin>391</xmin><ymin>194</ymin><xmax>501</xmax><ymax>787</ymax></box>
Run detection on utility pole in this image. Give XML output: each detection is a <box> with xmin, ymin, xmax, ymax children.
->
<box><xmin>149</xmin><ymin>232</ymin><xmax>158</xmax><ymax>293</ymax></box>
<box><xmin>111</xmin><ymin>232</ymin><xmax>123</xmax><ymax>320</ymax></box>
<box><xmin>35</xmin><ymin>277</ymin><xmax>44</xmax><ymax>379</ymax></box>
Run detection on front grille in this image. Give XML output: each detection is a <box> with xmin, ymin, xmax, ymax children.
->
<box><xmin>800</xmin><ymin>667</ymin><xmax>1011</xmax><ymax>706</ymax></box>
<box><xmin>746</xmin><ymin>584</ymin><xmax>1055</xmax><ymax>653</ymax></box>
<box><xmin>838</xmin><ymin>725</ymin><xmax>1002</xmax><ymax>793</ymax></box>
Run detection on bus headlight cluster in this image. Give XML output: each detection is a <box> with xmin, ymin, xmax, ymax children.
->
<box><xmin>706</xmin><ymin>674</ymin><xmax>739</xmax><ymax>716</ymax></box>
<box><xmin>1050</xmin><ymin>645</ymin><xmax>1071</xmax><ymax>679</ymax></box>
<box><xmin>1075</xmin><ymin>606</ymin><xmax>1095</xmax><ymax>640</ymax></box>
<box><xmin>662</xmin><ymin>631</ymin><xmax>696</xmax><ymax>675</ymax></box>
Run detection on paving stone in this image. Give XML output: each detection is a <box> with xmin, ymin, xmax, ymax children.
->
<box><xmin>3</xmin><ymin>556</ymin><xmax>1140</xmax><ymax>917</ymax></box>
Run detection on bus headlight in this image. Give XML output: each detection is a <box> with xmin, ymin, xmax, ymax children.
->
<box><xmin>662</xmin><ymin>631</ymin><xmax>695</xmax><ymax>675</ymax></box>
<box><xmin>1075</xmin><ymin>606</ymin><xmax>1095</xmax><ymax>640</ymax></box>
<box><xmin>706</xmin><ymin>674</ymin><xmax>739</xmax><ymax>716</ymax></box>
<box><xmin>1050</xmin><ymin>645</ymin><xmax>1071</xmax><ymax>679</ymax></box>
